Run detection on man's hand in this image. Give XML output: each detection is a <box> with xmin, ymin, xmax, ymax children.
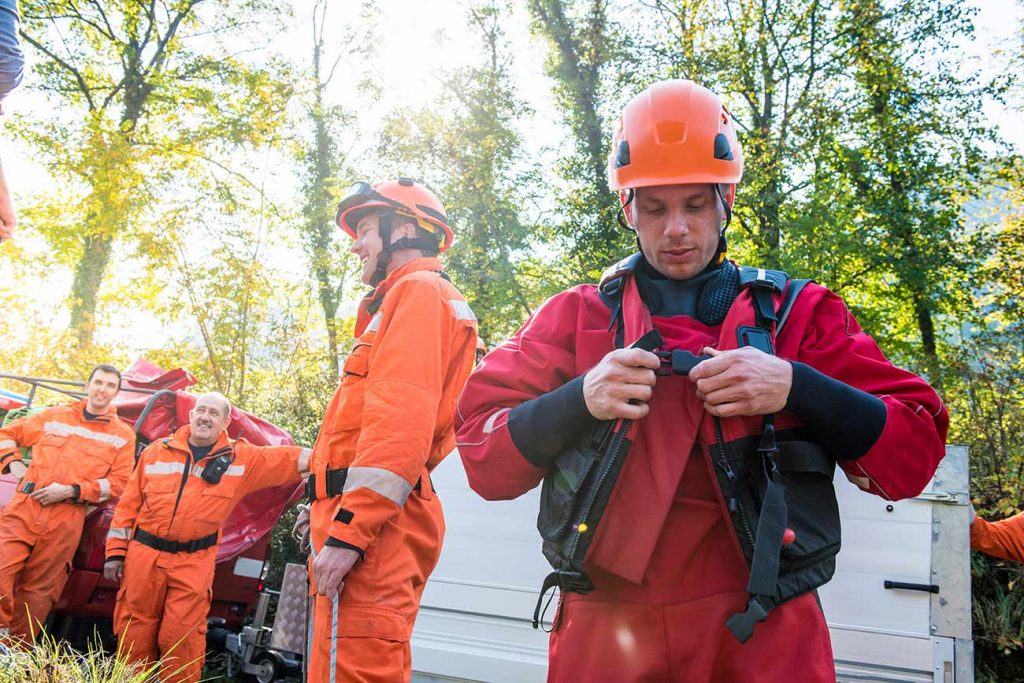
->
<box><xmin>30</xmin><ymin>483</ymin><xmax>77</xmax><ymax>506</ymax></box>
<box><xmin>313</xmin><ymin>545</ymin><xmax>360</xmax><ymax>597</ymax></box>
<box><xmin>292</xmin><ymin>504</ymin><xmax>311</xmax><ymax>553</ymax></box>
<box><xmin>103</xmin><ymin>560</ymin><xmax>124</xmax><ymax>585</ymax></box>
<box><xmin>688</xmin><ymin>346</ymin><xmax>793</xmax><ymax>417</ymax></box>
<box><xmin>7</xmin><ymin>460</ymin><xmax>26</xmax><ymax>480</ymax></box>
<box><xmin>583</xmin><ymin>348</ymin><xmax>660</xmax><ymax>421</ymax></box>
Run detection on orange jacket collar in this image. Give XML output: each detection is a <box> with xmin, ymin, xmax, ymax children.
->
<box><xmin>166</xmin><ymin>425</ymin><xmax>232</xmax><ymax>455</ymax></box>
<box><xmin>76</xmin><ymin>398</ymin><xmax>118</xmax><ymax>421</ymax></box>
<box><xmin>378</xmin><ymin>257</ymin><xmax>443</xmax><ymax>293</ymax></box>
<box><xmin>356</xmin><ymin>257</ymin><xmax>445</xmax><ymax>337</ymax></box>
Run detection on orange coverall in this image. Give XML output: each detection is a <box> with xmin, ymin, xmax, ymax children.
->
<box><xmin>105</xmin><ymin>425</ymin><xmax>308</xmax><ymax>683</ymax></box>
<box><xmin>308</xmin><ymin>257</ymin><xmax>477</xmax><ymax>682</ymax></box>
<box><xmin>0</xmin><ymin>400</ymin><xmax>134</xmax><ymax>641</ymax></box>
<box><xmin>971</xmin><ymin>513</ymin><xmax>1024</xmax><ymax>563</ymax></box>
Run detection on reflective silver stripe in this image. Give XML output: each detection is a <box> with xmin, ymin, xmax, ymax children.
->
<box><xmin>145</xmin><ymin>461</ymin><xmax>186</xmax><ymax>476</ymax></box>
<box><xmin>448</xmin><ymin>299</ymin><xmax>477</xmax><ymax>321</ymax></box>
<box><xmin>189</xmin><ymin>464</ymin><xmax>245</xmax><ymax>478</ymax></box>
<box><xmin>107</xmin><ymin>527</ymin><xmax>130</xmax><ymax>541</ymax></box>
<box><xmin>297</xmin><ymin>448</ymin><xmax>312</xmax><ymax>475</ymax></box>
<box><xmin>44</xmin><ymin>421</ymin><xmax>128</xmax><ymax>448</ymax></box>
<box><xmin>0</xmin><ymin>439</ymin><xmax>17</xmax><ymax>451</ymax></box>
<box><xmin>366</xmin><ymin>312</ymin><xmax>383</xmax><ymax>332</ymax></box>
<box><xmin>343</xmin><ymin>467</ymin><xmax>413</xmax><ymax>507</ymax></box>
<box><xmin>757</xmin><ymin>268</ymin><xmax>767</xmax><ymax>281</ymax></box>
<box><xmin>97</xmin><ymin>478</ymin><xmax>111</xmax><ymax>502</ymax></box>
<box><xmin>483</xmin><ymin>408</ymin><xmax>510</xmax><ymax>435</ymax></box>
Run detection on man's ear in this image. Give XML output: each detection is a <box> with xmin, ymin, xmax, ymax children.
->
<box><xmin>391</xmin><ymin>218</ymin><xmax>417</xmax><ymax>244</ymax></box>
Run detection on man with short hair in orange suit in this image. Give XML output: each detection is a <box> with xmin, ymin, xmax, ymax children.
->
<box><xmin>0</xmin><ymin>364</ymin><xmax>134</xmax><ymax>643</ymax></box>
<box><xmin>104</xmin><ymin>392</ymin><xmax>310</xmax><ymax>683</ymax></box>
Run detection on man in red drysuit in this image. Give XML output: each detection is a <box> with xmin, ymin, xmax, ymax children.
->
<box><xmin>456</xmin><ymin>79</ymin><xmax>948</xmax><ymax>682</ymax></box>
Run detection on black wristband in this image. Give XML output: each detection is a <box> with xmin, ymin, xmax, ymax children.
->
<box><xmin>71</xmin><ymin>484</ymin><xmax>81</xmax><ymax>501</ymax></box>
<box><xmin>324</xmin><ymin>537</ymin><xmax>365</xmax><ymax>560</ymax></box>
<box><xmin>508</xmin><ymin>375</ymin><xmax>600</xmax><ymax>468</ymax></box>
<box><xmin>785</xmin><ymin>361</ymin><xmax>887</xmax><ymax>460</ymax></box>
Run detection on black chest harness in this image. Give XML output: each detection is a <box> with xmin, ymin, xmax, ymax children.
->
<box><xmin>534</xmin><ymin>255</ymin><xmax>842</xmax><ymax>643</ymax></box>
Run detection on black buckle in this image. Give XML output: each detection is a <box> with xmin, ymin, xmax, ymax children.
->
<box><xmin>656</xmin><ymin>349</ymin><xmax>711</xmax><ymax>375</ymax></box>
<box><xmin>532</xmin><ymin>570</ymin><xmax>595</xmax><ymax>630</ymax></box>
<box><xmin>726</xmin><ymin>596</ymin><xmax>770</xmax><ymax>643</ymax></box>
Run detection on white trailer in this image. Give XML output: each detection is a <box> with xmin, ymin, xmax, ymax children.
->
<box><xmin>410</xmin><ymin>446</ymin><xmax>972</xmax><ymax>683</ymax></box>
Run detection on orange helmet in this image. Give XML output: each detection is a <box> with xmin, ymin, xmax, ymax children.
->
<box><xmin>608</xmin><ymin>80</ymin><xmax>743</xmax><ymax>210</ymax></box>
<box><xmin>335</xmin><ymin>178</ymin><xmax>454</xmax><ymax>252</ymax></box>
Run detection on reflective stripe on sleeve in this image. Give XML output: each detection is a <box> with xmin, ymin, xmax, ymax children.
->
<box><xmin>43</xmin><ymin>421</ymin><xmax>128</xmax><ymax>448</ymax></box>
<box><xmin>297</xmin><ymin>448</ymin><xmax>312</xmax><ymax>475</ymax></box>
<box><xmin>97</xmin><ymin>478</ymin><xmax>111</xmax><ymax>502</ymax></box>
<box><xmin>107</xmin><ymin>527</ymin><xmax>130</xmax><ymax>541</ymax></box>
<box><xmin>448</xmin><ymin>299</ymin><xmax>477</xmax><ymax>321</ymax></box>
<box><xmin>0</xmin><ymin>439</ymin><xmax>17</xmax><ymax>451</ymax></box>
<box><xmin>343</xmin><ymin>467</ymin><xmax>413</xmax><ymax>507</ymax></box>
<box><xmin>366</xmin><ymin>313</ymin><xmax>383</xmax><ymax>333</ymax></box>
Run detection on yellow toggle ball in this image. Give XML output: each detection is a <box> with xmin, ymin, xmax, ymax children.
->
<box><xmin>576</xmin><ymin>523</ymin><xmax>588</xmax><ymax>534</ymax></box>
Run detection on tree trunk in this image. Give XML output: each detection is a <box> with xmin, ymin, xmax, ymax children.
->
<box><xmin>68</xmin><ymin>230</ymin><xmax>114</xmax><ymax>347</ymax></box>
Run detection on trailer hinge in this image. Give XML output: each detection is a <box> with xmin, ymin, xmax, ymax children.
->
<box><xmin>916</xmin><ymin>490</ymin><xmax>969</xmax><ymax>505</ymax></box>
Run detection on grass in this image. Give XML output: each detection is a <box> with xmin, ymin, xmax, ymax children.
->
<box><xmin>0</xmin><ymin>633</ymin><xmax>185</xmax><ymax>683</ymax></box>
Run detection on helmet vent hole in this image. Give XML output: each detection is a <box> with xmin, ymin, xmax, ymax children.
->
<box><xmin>615</xmin><ymin>140</ymin><xmax>631</xmax><ymax>168</ymax></box>
<box><xmin>714</xmin><ymin>133</ymin><xmax>734</xmax><ymax>161</ymax></box>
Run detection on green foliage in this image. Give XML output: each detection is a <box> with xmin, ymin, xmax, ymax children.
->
<box><xmin>14</xmin><ymin>0</ymin><xmax>294</xmax><ymax>347</ymax></box>
<box><xmin>378</xmin><ymin>1</ymin><xmax>551</xmax><ymax>341</ymax></box>
<box><xmin>0</xmin><ymin>633</ymin><xmax>162</xmax><ymax>682</ymax></box>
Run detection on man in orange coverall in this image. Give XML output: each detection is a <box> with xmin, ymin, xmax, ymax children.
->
<box><xmin>0</xmin><ymin>364</ymin><xmax>134</xmax><ymax>642</ymax></box>
<box><xmin>306</xmin><ymin>178</ymin><xmax>477</xmax><ymax>682</ymax></box>
<box><xmin>970</xmin><ymin>505</ymin><xmax>1024</xmax><ymax>563</ymax></box>
<box><xmin>103</xmin><ymin>392</ymin><xmax>310</xmax><ymax>683</ymax></box>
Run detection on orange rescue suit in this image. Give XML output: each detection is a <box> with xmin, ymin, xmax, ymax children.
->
<box><xmin>308</xmin><ymin>257</ymin><xmax>477</xmax><ymax>682</ymax></box>
<box><xmin>0</xmin><ymin>400</ymin><xmax>134</xmax><ymax>641</ymax></box>
<box><xmin>971</xmin><ymin>513</ymin><xmax>1024</xmax><ymax>563</ymax></box>
<box><xmin>105</xmin><ymin>426</ymin><xmax>308</xmax><ymax>683</ymax></box>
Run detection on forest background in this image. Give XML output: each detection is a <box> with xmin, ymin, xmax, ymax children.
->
<box><xmin>0</xmin><ymin>0</ymin><xmax>1022</xmax><ymax>679</ymax></box>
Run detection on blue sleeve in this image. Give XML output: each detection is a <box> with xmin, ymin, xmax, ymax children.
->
<box><xmin>0</xmin><ymin>0</ymin><xmax>24</xmax><ymax>101</ymax></box>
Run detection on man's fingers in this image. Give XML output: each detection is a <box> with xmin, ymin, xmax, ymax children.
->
<box><xmin>614</xmin><ymin>401</ymin><xmax>649</xmax><ymax>421</ymax></box>
<box><xmin>616</xmin><ymin>348</ymin><xmax>661</xmax><ymax>370</ymax></box>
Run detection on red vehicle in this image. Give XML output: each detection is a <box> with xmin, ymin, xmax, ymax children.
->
<box><xmin>0</xmin><ymin>360</ymin><xmax>304</xmax><ymax>660</ymax></box>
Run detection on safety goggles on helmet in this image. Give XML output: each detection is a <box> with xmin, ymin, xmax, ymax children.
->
<box><xmin>335</xmin><ymin>178</ymin><xmax>455</xmax><ymax>252</ymax></box>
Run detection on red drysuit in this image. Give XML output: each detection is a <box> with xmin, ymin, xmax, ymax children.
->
<box><xmin>457</xmin><ymin>264</ymin><xmax>948</xmax><ymax>682</ymax></box>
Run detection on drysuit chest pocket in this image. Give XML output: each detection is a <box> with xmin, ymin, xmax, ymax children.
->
<box><xmin>196</xmin><ymin>481</ymin><xmax>241</xmax><ymax>523</ymax></box>
<box><xmin>335</xmin><ymin>342</ymin><xmax>372</xmax><ymax>432</ymax></box>
<box><xmin>82</xmin><ymin>442</ymin><xmax>114</xmax><ymax>469</ymax></box>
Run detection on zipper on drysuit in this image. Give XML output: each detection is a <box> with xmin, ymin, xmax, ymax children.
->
<box><xmin>713</xmin><ymin>416</ymin><xmax>757</xmax><ymax>553</ymax></box>
<box><xmin>568</xmin><ymin>419</ymin><xmax>633</xmax><ymax>558</ymax></box>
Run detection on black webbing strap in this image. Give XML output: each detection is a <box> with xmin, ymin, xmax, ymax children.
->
<box><xmin>306</xmin><ymin>467</ymin><xmax>426</xmax><ymax>503</ymax></box>
<box><xmin>305</xmin><ymin>468</ymin><xmax>349</xmax><ymax>502</ymax></box>
<box><xmin>727</xmin><ymin>271</ymin><xmax>809</xmax><ymax>644</ymax></box>
<box><xmin>134</xmin><ymin>528</ymin><xmax>218</xmax><ymax>554</ymax></box>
